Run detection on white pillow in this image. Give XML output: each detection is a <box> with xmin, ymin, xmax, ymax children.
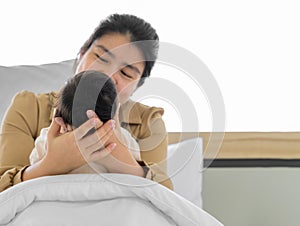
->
<box><xmin>167</xmin><ymin>137</ymin><xmax>203</xmax><ymax>208</ymax></box>
<box><xmin>0</xmin><ymin>60</ymin><xmax>74</xmax><ymax>121</ymax></box>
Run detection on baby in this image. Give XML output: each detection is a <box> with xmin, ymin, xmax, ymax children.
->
<box><xmin>29</xmin><ymin>70</ymin><xmax>140</xmax><ymax>174</ymax></box>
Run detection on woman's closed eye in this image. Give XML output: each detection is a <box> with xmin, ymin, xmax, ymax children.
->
<box><xmin>95</xmin><ymin>54</ymin><xmax>110</xmax><ymax>64</ymax></box>
<box><xmin>120</xmin><ymin>66</ymin><xmax>140</xmax><ymax>80</ymax></box>
<box><xmin>120</xmin><ymin>70</ymin><xmax>134</xmax><ymax>79</ymax></box>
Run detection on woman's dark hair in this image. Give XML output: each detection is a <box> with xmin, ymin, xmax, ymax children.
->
<box><xmin>55</xmin><ymin>70</ymin><xmax>117</xmax><ymax>128</ymax></box>
<box><xmin>76</xmin><ymin>14</ymin><xmax>159</xmax><ymax>87</ymax></box>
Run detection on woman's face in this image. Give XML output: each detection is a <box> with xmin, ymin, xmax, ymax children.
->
<box><xmin>76</xmin><ymin>33</ymin><xmax>145</xmax><ymax>104</ymax></box>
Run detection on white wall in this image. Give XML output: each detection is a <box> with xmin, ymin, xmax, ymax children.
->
<box><xmin>1</xmin><ymin>0</ymin><xmax>299</xmax><ymax>132</ymax></box>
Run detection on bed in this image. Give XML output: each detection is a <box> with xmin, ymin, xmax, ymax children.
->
<box><xmin>0</xmin><ymin>61</ymin><xmax>223</xmax><ymax>225</ymax></box>
<box><xmin>2</xmin><ymin>60</ymin><xmax>300</xmax><ymax>226</ymax></box>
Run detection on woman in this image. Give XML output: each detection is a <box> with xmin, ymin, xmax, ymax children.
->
<box><xmin>0</xmin><ymin>14</ymin><xmax>173</xmax><ymax>192</ymax></box>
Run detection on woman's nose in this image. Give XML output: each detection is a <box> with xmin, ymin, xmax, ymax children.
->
<box><xmin>110</xmin><ymin>72</ymin><xmax>118</xmax><ymax>85</ymax></box>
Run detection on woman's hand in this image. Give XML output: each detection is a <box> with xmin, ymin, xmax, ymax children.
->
<box><xmin>23</xmin><ymin>112</ymin><xmax>116</xmax><ymax>180</ymax></box>
<box><xmin>45</xmin><ymin>115</ymin><xmax>117</xmax><ymax>174</ymax></box>
<box><xmin>87</xmin><ymin>108</ymin><xmax>144</xmax><ymax>177</ymax></box>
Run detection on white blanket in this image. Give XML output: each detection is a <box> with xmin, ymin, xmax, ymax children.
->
<box><xmin>0</xmin><ymin>174</ymin><xmax>223</xmax><ymax>226</ymax></box>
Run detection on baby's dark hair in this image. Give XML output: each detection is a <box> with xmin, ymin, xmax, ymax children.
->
<box><xmin>55</xmin><ymin>70</ymin><xmax>117</xmax><ymax>128</ymax></box>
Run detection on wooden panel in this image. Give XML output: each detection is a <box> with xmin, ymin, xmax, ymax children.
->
<box><xmin>168</xmin><ymin>132</ymin><xmax>300</xmax><ymax>159</ymax></box>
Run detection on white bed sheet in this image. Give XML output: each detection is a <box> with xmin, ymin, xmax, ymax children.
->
<box><xmin>0</xmin><ymin>174</ymin><xmax>223</xmax><ymax>226</ymax></box>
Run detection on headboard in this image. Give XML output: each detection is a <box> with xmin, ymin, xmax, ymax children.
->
<box><xmin>168</xmin><ymin>132</ymin><xmax>300</xmax><ymax>167</ymax></box>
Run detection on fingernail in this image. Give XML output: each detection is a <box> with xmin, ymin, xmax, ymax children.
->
<box><xmin>54</xmin><ymin>117</ymin><xmax>62</xmax><ymax>124</ymax></box>
<box><xmin>110</xmin><ymin>120</ymin><xmax>115</xmax><ymax>129</ymax></box>
<box><xmin>86</xmin><ymin>110</ymin><xmax>95</xmax><ymax>118</ymax></box>
<box><xmin>110</xmin><ymin>143</ymin><xmax>116</xmax><ymax>150</ymax></box>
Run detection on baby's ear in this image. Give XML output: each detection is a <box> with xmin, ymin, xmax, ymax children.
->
<box><xmin>55</xmin><ymin>117</ymin><xmax>68</xmax><ymax>134</ymax></box>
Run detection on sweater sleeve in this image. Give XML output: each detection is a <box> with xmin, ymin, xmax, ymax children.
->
<box><xmin>0</xmin><ymin>166</ymin><xmax>29</xmax><ymax>192</ymax></box>
<box><xmin>0</xmin><ymin>91</ymin><xmax>49</xmax><ymax>192</ymax></box>
<box><xmin>137</xmin><ymin>111</ymin><xmax>173</xmax><ymax>190</ymax></box>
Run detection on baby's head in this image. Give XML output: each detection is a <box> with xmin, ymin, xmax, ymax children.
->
<box><xmin>55</xmin><ymin>70</ymin><xmax>117</xmax><ymax>131</ymax></box>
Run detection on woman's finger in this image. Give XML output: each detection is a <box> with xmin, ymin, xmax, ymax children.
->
<box><xmin>94</xmin><ymin>119</ymin><xmax>115</xmax><ymax>139</ymax></box>
<box><xmin>86</xmin><ymin>110</ymin><xmax>103</xmax><ymax>129</ymax></box>
<box><xmin>86</xmin><ymin>110</ymin><xmax>96</xmax><ymax>119</ymax></box>
<box><xmin>74</xmin><ymin>118</ymin><xmax>102</xmax><ymax>140</ymax></box>
<box><xmin>54</xmin><ymin>117</ymin><xmax>68</xmax><ymax>132</ymax></box>
<box><xmin>77</xmin><ymin>119</ymin><xmax>115</xmax><ymax>148</ymax></box>
<box><xmin>84</xmin><ymin>128</ymin><xmax>114</xmax><ymax>153</ymax></box>
<box><xmin>89</xmin><ymin>143</ymin><xmax>116</xmax><ymax>162</ymax></box>
<box><xmin>47</xmin><ymin>117</ymin><xmax>62</xmax><ymax>139</ymax></box>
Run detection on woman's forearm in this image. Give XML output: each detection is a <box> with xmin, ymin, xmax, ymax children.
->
<box><xmin>115</xmin><ymin>160</ymin><xmax>145</xmax><ymax>177</ymax></box>
<box><xmin>103</xmin><ymin>143</ymin><xmax>145</xmax><ymax>177</ymax></box>
<box><xmin>22</xmin><ymin>160</ymin><xmax>51</xmax><ymax>181</ymax></box>
<box><xmin>22</xmin><ymin>154</ymin><xmax>68</xmax><ymax>181</ymax></box>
